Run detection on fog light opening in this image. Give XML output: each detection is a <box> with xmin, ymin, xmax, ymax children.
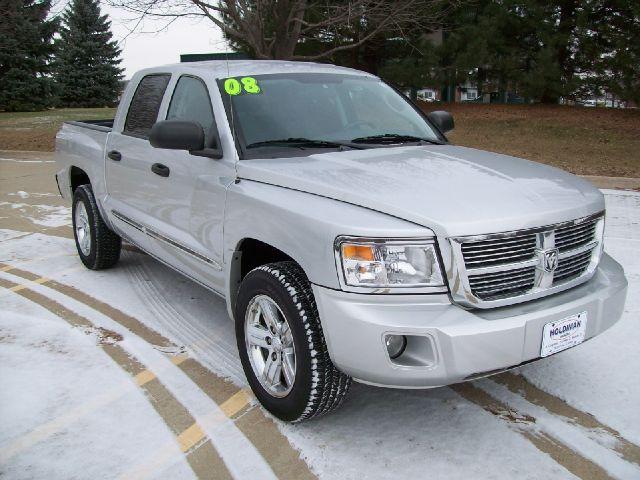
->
<box><xmin>385</xmin><ymin>334</ymin><xmax>407</xmax><ymax>359</ymax></box>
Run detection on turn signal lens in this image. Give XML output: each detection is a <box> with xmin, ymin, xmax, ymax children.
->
<box><xmin>342</xmin><ymin>244</ymin><xmax>375</xmax><ymax>261</ymax></box>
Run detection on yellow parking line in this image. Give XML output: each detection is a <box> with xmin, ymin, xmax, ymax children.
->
<box><xmin>220</xmin><ymin>389</ymin><xmax>253</xmax><ymax>418</ymax></box>
<box><xmin>133</xmin><ymin>370</ymin><xmax>157</xmax><ymax>387</ymax></box>
<box><xmin>118</xmin><ymin>388</ymin><xmax>255</xmax><ymax>480</ymax></box>
<box><xmin>170</xmin><ymin>354</ymin><xmax>189</xmax><ymax>365</ymax></box>
<box><xmin>177</xmin><ymin>424</ymin><xmax>207</xmax><ymax>453</ymax></box>
<box><xmin>9</xmin><ymin>276</ymin><xmax>49</xmax><ymax>292</ymax></box>
<box><xmin>134</xmin><ymin>355</ymin><xmax>188</xmax><ymax>387</ymax></box>
<box><xmin>1</xmin><ymin>266</ymin><xmax>83</xmax><ymax>297</ymax></box>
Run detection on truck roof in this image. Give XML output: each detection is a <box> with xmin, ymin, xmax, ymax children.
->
<box><xmin>134</xmin><ymin>60</ymin><xmax>376</xmax><ymax>80</ymax></box>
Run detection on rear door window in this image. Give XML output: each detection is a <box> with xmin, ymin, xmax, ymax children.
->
<box><xmin>123</xmin><ymin>74</ymin><xmax>171</xmax><ymax>138</ymax></box>
<box><xmin>167</xmin><ymin>76</ymin><xmax>215</xmax><ymax>143</ymax></box>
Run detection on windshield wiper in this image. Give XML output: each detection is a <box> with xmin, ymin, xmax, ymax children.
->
<box><xmin>246</xmin><ymin>137</ymin><xmax>363</xmax><ymax>150</ymax></box>
<box><xmin>351</xmin><ymin>134</ymin><xmax>442</xmax><ymax>145</ymax></box>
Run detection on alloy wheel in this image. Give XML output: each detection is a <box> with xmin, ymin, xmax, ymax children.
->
<box><xmin>75</xmin><ymin>201</ymin><xmax>91</xmax><ymax>256</ymax></box>
<box><xmin>244</xmin><ymin>294</ymin><xmax>296</xmax><ymax>398</ymax></box>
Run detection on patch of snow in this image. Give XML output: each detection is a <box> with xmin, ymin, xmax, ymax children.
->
<box><xmin>29</xmin><ymin>205</ymin><xmax>70</xmax><ymax>227</ymax></box>
<box><xmin>8</xmin><ymin>191</ymin><xmax>57</xmax><ymax>199</ymax></box>
<box><xmin>284</xmin><ymin>383</ymin><xmax>579</xmax><ymax>479</ymax></box>
<box><xmin>0</xmin><ymin>293</ymin><xmax>195</xmax><ymax>479</ymax></box>
<box><xmin>477</xmin><ymin>379</ymin><xmax>640</xmax><ymax>479</ymax></box>
<box><xmin>0</xmin><ymin>269</ymin><xmax>279</xmax><ymax>480</ymax></box>
<box><xmin>0</xmin><ymin>202</ymin><xmax>70</xmax><ymax>228</ymax></box>
<box><xmin>0</xmin><ymin>158</ymin><xmax>55</xmax><ymax>163</ymax></box>
<box><xmin>123</xmin><ymin>257</ymin><xmax>245</xmax><ymax>384</ymax></box>
<box><xmin>0</xmin><ymin>229</ymin><xmax>31</xmax><ymax>242</ymax></box>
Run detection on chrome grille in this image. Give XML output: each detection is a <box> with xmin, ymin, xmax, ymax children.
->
<box><xmin>461</xmin><ymin>234</ymin><xmax>536</xmax><ymax>268</ymax></box>
<box><xmin>468</xmin><ymin>265</ymin><xmax>536</xmax><ymax>300</ymax></box>
<box><xmin>555</xmin><ymin>218</ymin><xmax>597</xmax><ymax>252</ymax></box>
<box><xmin>553</xmin><ymin>250</ymin><xmax>592</xmax><ymax>284</ymax></box>
<box><xmin>449</xmin><ymin>212</ymin><xmax>605</xmax><ymax>308</ymax></box>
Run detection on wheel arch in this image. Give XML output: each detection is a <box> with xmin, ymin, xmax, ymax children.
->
<box><xmin>227</xmin><ymin>238</ymin><xmax>303</xmax><ymax>320</ymax></box>
<box><xmin>69</xmin><ymin>165</ymin><xmax>91</xmax><ymax>194</ymax></box>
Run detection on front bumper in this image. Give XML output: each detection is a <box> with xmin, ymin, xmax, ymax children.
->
<box><xmin>313</xmin><ymin>253</ymin><xmax>627</xmax><ymax>388</ymax></box>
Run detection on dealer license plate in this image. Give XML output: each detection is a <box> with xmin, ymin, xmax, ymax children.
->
<box><xmin>540</xmin><ymin>312</ymin><xmax>587</xmax><ymax>358</ymax></box>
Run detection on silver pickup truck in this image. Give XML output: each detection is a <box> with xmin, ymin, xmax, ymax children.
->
<box><xmin>55</xmin><ymin>60</ymin><xmax>628</xmax><ymax>422</ymax></box>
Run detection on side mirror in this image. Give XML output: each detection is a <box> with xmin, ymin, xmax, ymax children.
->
<box><xmin>149</xmin><ymin>120</ymin><xmax>205</xmax><ymax>151</ymax></box>
<box><xmin>427</xmin><ymin>110</ymin><xmax>454</xmax><ymax>134</ymax></box>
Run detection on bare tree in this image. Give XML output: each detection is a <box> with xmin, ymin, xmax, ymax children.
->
<box><xmin>106</xmin><ymin>0</ymin><xmax>453</xmax><ymax>60</ymax></box>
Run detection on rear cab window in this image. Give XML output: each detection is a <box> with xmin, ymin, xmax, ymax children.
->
<box><xmin>123</xmin><ymin>74</ymin><xmax>171</xmax><ymax>138</ymax></box>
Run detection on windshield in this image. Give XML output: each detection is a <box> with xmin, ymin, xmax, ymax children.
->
<box><xmin>217</xmin><ymin>73</ymin><xmax>443</xmax><ymax>158</ymax></box>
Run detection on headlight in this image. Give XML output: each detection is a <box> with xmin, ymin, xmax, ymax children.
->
<box><xmin>335</xmin><ymin>237</ymin><xmax>445</xmax><ymax>291</ymax></box>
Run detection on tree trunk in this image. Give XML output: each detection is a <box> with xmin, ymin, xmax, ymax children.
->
<box><xmin>541</xmin><ymin>0</ymin><xmax>578</xmax><ymax>103</ymax></box>
<box><xmin>272</xmin><ymin>0</ymin><xmax>306</xmax><ymax>59</ymax></box>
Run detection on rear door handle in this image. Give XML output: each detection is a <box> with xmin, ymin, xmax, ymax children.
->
<box><xmin>151</xmin><ymin>163</ymin><xmax>170</xmax><ymax>177</ymax></box>
<box><xmin>107</xmin><ymin>150</ymin><xmax>122</xmax><ymax>161</ymax></box>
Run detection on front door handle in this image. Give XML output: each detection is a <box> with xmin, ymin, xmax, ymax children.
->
<box><xmin>151</xmin><ymin>163</ymin><xmax>170</xmax><ymax>177</ymax></box>
<box><xmin>107</xmin><ymin>150</ymin><xmax>121</xmax><ymax>161</ymax></box>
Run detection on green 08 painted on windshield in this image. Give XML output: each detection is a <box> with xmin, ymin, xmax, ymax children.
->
<box><xmin>224</xmin><ymin>77</ymin><xmax>261</xmax><ymax>95</ymax></box>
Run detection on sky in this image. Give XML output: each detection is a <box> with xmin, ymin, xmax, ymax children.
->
<box><xmin>88</xmin><ymin>3</ymin><xmax>229</xmax><ymax>78</ymax></box>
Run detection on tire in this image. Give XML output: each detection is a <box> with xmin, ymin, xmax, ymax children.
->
<box><xmin>235</xmin><ymin>261</ymin><xmax>351</xmax><ymax>422</ymax></box>
<box><xmin>72</xmin><ymin>184</ymin><xmax>121</xmax><ymax>270</ymax></box>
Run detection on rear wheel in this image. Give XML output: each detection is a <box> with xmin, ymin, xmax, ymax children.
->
<box><xmin>72</xmin><ymin>184</ymin><xmax>121</xmax><ymax>270</ymax></box>
<box><xmin>235</xmin><ymin>261</ymin><xmax>351</xmax><ymax>422</ymax></box>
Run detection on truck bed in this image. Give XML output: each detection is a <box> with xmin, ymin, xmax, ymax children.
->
<box><xmin>65</xmin><ymin>119</ymin><xmax>114</xmax><ymax>132</ymax></box>
<box><xmin>55</xmin><ymin>120</ymin><xmax>114</xmax><ymax>202</ymax></box>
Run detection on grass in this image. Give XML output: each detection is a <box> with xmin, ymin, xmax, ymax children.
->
<box><xmin>1</xmin><ymin>104</ymin><xmax>638</xmax><ymax>177</ymax></box>
<box><xmin>0</xmin><ymin>108</ymin><xmax>117</xmax><ymax>151</ymax></box>
<box><xmin>421</xmin><ymin>103</ymin><xmax>640</xmax><ymax>178</ymax></box>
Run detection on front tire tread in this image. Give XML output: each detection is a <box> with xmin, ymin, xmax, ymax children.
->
<box><xmin>254</xmin><ymin>262</ymin><xmax>351</xmax><ymax>422</ymax></box>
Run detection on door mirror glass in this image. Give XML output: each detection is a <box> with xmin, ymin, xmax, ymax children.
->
<box><xmin>426</xmin><ymin>110</ymin><xmax>454</xmax><ymax>134</ymax></box>
<box><xmin>149</xmin><ymin>120</ymin><xmax>205</xmax><ymax>151</ymax></box>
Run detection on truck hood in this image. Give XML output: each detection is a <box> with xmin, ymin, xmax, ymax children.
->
<box><xmin>236</xmin><ymin>145</ymin><xmax>604</xmax><ymax>237</ymax></box>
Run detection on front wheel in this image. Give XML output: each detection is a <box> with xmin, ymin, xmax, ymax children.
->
<box><xmin>72</xmin><ymin>184</ymin><xmax>121</xmax><ymax>270</ymax></box>
<box><xmin>235</xmin><ymin>262</ymin><xmax>351</xmax><ymax>422</ymax></box>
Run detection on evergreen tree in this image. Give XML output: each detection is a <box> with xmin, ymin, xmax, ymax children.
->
<box><xmin>378</xmin><ymin>35</ymin><xmax>441</xmax><ymax>99</ymax></box>
<box><xmin>0</xmin><ymin>0</ymin><xmax>57</xmax><ymax>111</ymax></box>
<box><xmin>394</xmin><ymin>0</ymin><xmax>590</xmax><ymax>104</ymax></box>
<box><xmin>54</xmin><ymin>0</ymin><xmax>123</xmax><ymax>107</ymax></box>
<box><xmin>575</xmin><ymin>0</ymin><xmax>640</xmax><ymax>106</ymax></box>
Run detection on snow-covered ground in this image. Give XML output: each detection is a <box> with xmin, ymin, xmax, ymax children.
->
<box><xmin>520</xmin><ymin>191</ymin><xmax>640</xmax><ymax>444</ymax></box>
<box><xmin>0</xmin><ymin>289</ymin><xmax>194</xmax><ymax>479</ymax></box>
<box><xmin>1</xmin><ymin>189</ymin><xmax>639</xmax><ymax>479</ymax></box>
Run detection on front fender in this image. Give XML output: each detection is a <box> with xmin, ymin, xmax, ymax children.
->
<box><xmin>223</xmin><ymin>179</ymin><xmax>435</xmax><ymax>291</ymax></box>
